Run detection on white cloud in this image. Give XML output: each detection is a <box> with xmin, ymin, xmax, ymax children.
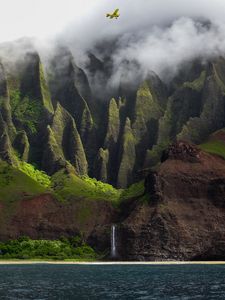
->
<box><xmin>2</xmin><ymin>0</ymin><xmax>225</xmax><ymax>83</ymax></box>
<box><xmin>108</xmin><ymin>18</ymin><xmax>225</xmax><ymax>82</ymax></box>
<box><xmin>64</xmin><ymin>0</ymin><xmax>225</xmax><ymax>50</ymax></box>
<box><xmin>1</xmin><ymin>0</ymin><xmax>225</xmax><ymax>44</ymax></box>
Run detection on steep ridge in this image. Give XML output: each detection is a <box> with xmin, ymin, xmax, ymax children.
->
<box><xmin>1</xmin><ymin>42</ymin><xmax>225</xmax><ymax>188</ymax></box>
<box><xmin>42</xmin><ymin>103</ymin><xmax>87</xmax><ymax>175</ymax></box>
<box><xmin>118</xmin><ymin>142</ymin><xmax>225</xmax><ymax>260</ymax></box>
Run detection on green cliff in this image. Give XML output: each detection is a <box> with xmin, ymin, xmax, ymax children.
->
<box><xmin>1</xmin><ymin>42</ymin><xmax>225</xmax><ymax>189</ymax></box>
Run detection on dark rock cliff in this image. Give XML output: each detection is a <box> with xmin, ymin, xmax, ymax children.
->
<box><xmin>118</xmin><ymin>142</ymin><xmax>225</xmax><ymax>260</ymax></box>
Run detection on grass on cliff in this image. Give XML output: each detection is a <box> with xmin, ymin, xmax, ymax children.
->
<box><xmin>120</xmin><ymin>180</ymin><xmax>145</xmax><ymax>201</ymax></box>
<box><xmin>51</xmin><ymin>170</ymin><xmax>122</xmax><ymax>202</ymax></box>
<box><xmin>183</xmin><ymin>71</ymin><xmax>206</xmax><ymax>92</ymax></box>
<box><xmin>10</xmin><ymin>89</ymin><xmax>43</xmax><ymax>134</ymax></box>
<box><xmin>200</xmin><ymin>139</ymin><xmax>225</xmax><ymax>160</ymax></box>
<box><xmin>199</xmin><ymin>140</ymin><xmax>225</xmax><ymax>159</ymax></box>
<box><xmin>51</xmin><ymin>171</ymin><xmax>145</xmax><ymax>204</ymax></box>
<box><xmin>0</xmin><ymin>160</ymin><xmax>145</xmax><ymax>205</ymax></box>
<box><xmin>0</xmin><ymin>161</ymin><xmax>47</xmax><ymax>203</ymax></box>
<box><xmin>18</xmin><ymin>162</ymin><xmax>51</xmax><ymax>188</ymax></box>
<box><xmin>0</xmin><ymin>236</ymin><xmax>97</xmax><ymax>260</ymax></box>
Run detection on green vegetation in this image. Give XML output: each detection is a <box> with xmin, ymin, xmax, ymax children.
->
<box><xmin>213</xmin><ymin>63</ymin><xmax>225</xmax><ymax>92</ymax></box>
<box><xmin>51</xmin><ymin>103</ymin><xmax>88</xmax><ymax>175</ymax></box>
<box><xmin>39</xmin><ymin>63</ymin><xmax>54</xmax><ymax>113</ymax></box>
<box><xmin>200</xmin><ymin>139</ymin><xmax>225</xmax><ymax>159</ymax></box>
<box><xmin>51</xmin><ymin>170</ymin><xmax>121</xmax><ymax>202</ymax></box>
<box><xmin>0</xmin><ymin>162</ymin><xmax>46</xmax><ymax>203</ymax></box>
<box><xmin>0</xmin><ymin>157</ymin><xmax>145</xmax><ymax>205</ymax></box>
<box><xmin>133</xmin><ymin>81</ymin><xmax>163</xmax><ymax>143</ymax></box>
<box><xmin>183</xmin><ymin>71</ymin><xmax>206</xmax><ymax>92</ymax></box>
<box><xmin>18</xmin><ymin>161</ymin><xmax>51</xmax><ymax>188</ymax></box>
<box><xmin>0</xmin><ymin>236</ymin><xmax>97</xmax><ymax>260</ymax></box>
<box><xmin>81</xmin><ymin>175</ymin><xmax>121</xmax><ymax>199</ymax></box>
<box><xmin>95</xmin><ymin>148</ymin><xmax>109</xmax><ymax>183</ymax></box>
<box><xmin>105</xmin><ymin>98</ymin><xmax>120</xmax><ymax>146</ymax></box>
<box><xmin>117</xmin><ymin>118</ymin><xmax>136</xmax><ymax>188</ymax></box>
<box><xmin>0</xmin><ymin>96</ymin><xmax>6</xmax><ymax>108</ymax></box>
<box><xmin>120</xmin><ymin>180</ymin><xmax>145</xmax><ymax>201</ymax></box>
<box><xmin>51</xmin><ymin>170</ymin><xmax>145</xmax><ymax>204</ymax></box>
<box><xmin>10</xmin><ymin>89</ymin><xmax>43</xmax><ymax>134</ymax></box>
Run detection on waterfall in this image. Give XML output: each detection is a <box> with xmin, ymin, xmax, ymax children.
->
<box><xmin>111</xmin><ymin>224</ymin><xmax>117</xmax><ymax>258</ymax></box>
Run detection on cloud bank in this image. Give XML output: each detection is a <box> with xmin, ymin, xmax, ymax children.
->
<box><xmin>62</xmin><ymin>0</ymin><xmax>225</xmax><ymax>83</ymax></box>
<box><xmin>2</xmin><ymin>0</ymin><xmax>225</xmax><ymax>83</ymax></box>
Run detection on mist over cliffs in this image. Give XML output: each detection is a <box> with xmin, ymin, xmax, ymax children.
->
<box><xmin>0</xmin><ymin>37</ymin><xmax>225</xmax><ymax>189</ymax></box>
<box><xmin>1</xmin><ymin>1</ymin><xmax>225</xmax><ymax>187</ymax></box>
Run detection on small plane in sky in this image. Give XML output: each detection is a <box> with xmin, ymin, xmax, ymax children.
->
<box><xmin>106</xmin><ymin>8</ymin><xmax>120</xmax><ymax>19</ymax></box>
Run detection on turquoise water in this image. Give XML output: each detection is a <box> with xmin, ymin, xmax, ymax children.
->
<box><xmin>0</xmin><ymin>264</ymin><xmax>225</xmax><ymax>299</ymax></box>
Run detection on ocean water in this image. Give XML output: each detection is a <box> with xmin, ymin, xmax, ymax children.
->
<box><xmin>0</xmin><ymin>264</ymin><xmax>224</xmax><ymax>299</ymax></box>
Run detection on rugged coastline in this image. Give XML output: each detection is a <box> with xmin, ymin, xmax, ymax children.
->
<box><xmin>0</xmin><ymin>41</ymin><xmax>225</xmax><ymax>262</ymax></box>
<box><xmin>0</xmin><ymin>142</ymin><xmax>225</xmax><ymax>261</ymax></box>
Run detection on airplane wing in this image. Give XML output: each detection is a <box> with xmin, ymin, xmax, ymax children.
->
<box><xmin>113</xmin><ymin>9</ymin><xmax>119</xmax><ymax>15</ymax></box>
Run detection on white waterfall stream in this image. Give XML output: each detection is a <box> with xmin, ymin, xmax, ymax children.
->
<box><xmin>111</xmin><ymin>224</ymin><xmax>117</xmax><ymax>258</ymax></box>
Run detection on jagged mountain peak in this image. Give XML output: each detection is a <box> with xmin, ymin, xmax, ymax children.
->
<box><xmin>0</xmin><ymin>38</ymin><xmax>225</xmax><ymax>187</ymax></box>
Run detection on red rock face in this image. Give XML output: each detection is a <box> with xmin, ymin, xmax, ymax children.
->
<box><xmin>119</xmin><ymin>143</ymin><xmax>225</xmax><ymax>261</ymax></box>
<box><xmin>161</xmin><ymin>141</ymin><xmax>201</xmax><ymax>163</ymax></box>
<box><xmin>0</xmin><ymin>194</ymin><xmax>117</xmax><ymax>245</ymax></box>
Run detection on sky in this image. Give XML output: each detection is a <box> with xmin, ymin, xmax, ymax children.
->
<box><xmin>2</xmin><ymin>0</ymin><xmax>225</xmax><ymax>81</ymax></box>
<box><xmin>0</xmin><ymin>0</ymin><xmax>100</xmax><ymax>42</ymax></box>
<box><xmin>1</xmin><ymin>0</ymin><xmax>225</xmax><ymax>43</ymax></box>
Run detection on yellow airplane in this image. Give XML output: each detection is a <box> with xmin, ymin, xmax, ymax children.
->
<box><xmin>106</xmin><ymin>8</ymin><xmax>120</xmax><ymax>19</ymax></box>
